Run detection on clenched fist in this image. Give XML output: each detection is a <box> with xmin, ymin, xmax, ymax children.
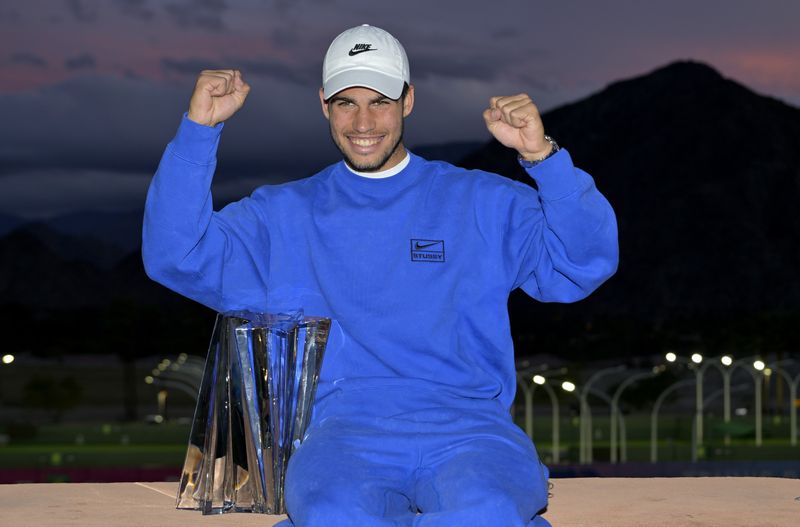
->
<box><xmin>483</xmin><ymin>94</ymin><xmax>552</xmax><ymax>161</ymax></box>
<box><xmin>187</xmin><ymin>69</ymin><xmax>251</xmax><ymax>127</ymax></box>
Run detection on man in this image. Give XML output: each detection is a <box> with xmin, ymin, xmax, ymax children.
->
<box><xmin>143</xmin><ymin>24</ymin><xmax>617</xmax><ymax>527</ymax></box>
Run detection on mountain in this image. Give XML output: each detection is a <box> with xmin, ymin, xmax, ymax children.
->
<box><xmin>410</xmin><ymin>141</ymin><xmax>484</xmax><ymax>165</ymax></box>
<box><xmin>0</xmin><ymin>213</ymin><xmax>26</xmax><ymax>237</ymax></box>
<box><xmin>0</xmin><ymin>227</ymin><xmax>112</xmax><ymax>308</ymax></box>
<box><xmin>45</xmin><ymin>210</ymin><xmax>144</xmax><ymax>252</ymax></box>
<box><xmin>0</xmin><ymin>224</ymin><xmax>174</xmax><ymax>308</ymax></box>
<box><xmin>461</xmin><ymin>61</ymin><xmax>800</xmax><ymax>332</ymax></box>
<box><xmin>0</xmin><ymin>209</ymin><xmax>143</xmax><ymax>259</ymax></box>
<box><xmin>13</xmin><ymin>223</ymin><xmax>129</xmax><ymax>270</ymax></box>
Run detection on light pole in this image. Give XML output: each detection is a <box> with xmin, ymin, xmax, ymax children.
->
<box><xmin>561</xmin><ymin>380</ymin><xmax>581</xmax><ymax>463</ymax></box>
<box><xmin>720</xmin><ymin>356</ymin><xmax>766</xmax><ymax>447</ymax></box>
<box><xmin>766</xmin><ymin>364</ymin><xmax>800</xmax><ymax>446</ymax></box>
<box><xmin>650</xmin><ymin>378</ymin><xmax>695</xmax><ymax>463</ymax></box>
<box><xmin>516</xmin><ymin>372</ymin><xmax>535</xmax><ymax>439</ymax></box>
<box><xmin>690</xmin><ymin>353</ymin><xmax>705</xmax><ymax>453</ymax></box>
<box><xmin>753</xmin><ymin>360</ymin><xmax>765</xmax><ymax>446</ymax></box>
<box><xmin>667</xmin><ymin>353</ymin><xmax>735</xmax><ymax>457</ymax></box>
<box><xmin>610</xmin><ymin>369</ymin><xmax>658</xmax><ymax>463</ymax></box>
<box><xmin>0</xmin><ymin>354</ymin><xmax>15</xmax><ymax>403</ymax></box>
<box><xmin>532</xmin><ymin>376</ymin><xmax>561</xmax><ymax>464</ymax></box>
<box><xmin>579</xmin><ymin>365</ymin><xmax>626</xmax><ymax>464</ymax></box>
<box><xmin>665</xmin><ymin>352</ymin><xmax>707</xmax><ymax>458</ymax></box>
<box><xmin>586</xmin><ymin>387</ymin><xmax>614</xmax><ymax>463</ymax></box>
<box><xmin>720</xmin><ymin>355</ymin><xmax>733</xmax><ymax>444</ymax></box>
<box><xmin>516</xmin><ymin>367</ymin><xmax>567</xmax><ymax>440</ymax></box>
<box><xmin>692</xmin><ymin>382</ymin><xmax>750</xmax><ymax>461</ymax></box>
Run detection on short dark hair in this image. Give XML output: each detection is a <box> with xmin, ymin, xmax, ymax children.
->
<box><xmin>398</xmin><ymin>82</ymin><xmax>410</xmax><ymax>101</ymax></box>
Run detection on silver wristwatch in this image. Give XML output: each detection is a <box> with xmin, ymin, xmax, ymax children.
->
<box><xmin>517</xmin><ymin>135</ymin><xmax>560</xmax><ymax>168</ymax></box>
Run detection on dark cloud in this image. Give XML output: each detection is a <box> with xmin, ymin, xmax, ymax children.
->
<box><xmin>115</xmin><ymin>0</ymin><xmax>156</xmax><ymax>21</ymax></box>
<box><xmin>514</xmin><ymin>72</ymin><xmax>565</xmax><ymax>95</ymax></box>
<box><xmin>9</xmin><ymin>52</ymin><xmax>49</xmax><ymax>68</ymax></box>
<box><xmin>164</xmin><ymin>0</ymin><xmax>228</xmax><ymax>31</ymax></box>
<box><xmin>65</xmin><ymin>0</ymin><xmax>98</xmax><ymax>22</ymax></box>
<box><xmin>0</xmin><ymin>7</ymin><xmax>21</xmax><ymax>22</ymax></box>
<box><xmin>490</xmin><ymin>27</ymin><xmax>522</xmax><ymax>40</ymax></box>
<box><xmin>263</xmin><ymin>0</ymin><xmax>333</xmax><ymax>16</ymax></box>
<box><xmin>160</xmin><ymin>57</ymin><xmax>218</xmax><ymax>76</ymax></box>
<box><xmin>0</xmin><ymin>73</ymin><xmax>336</xmax><ymax>178</ymax></box>
<box><xmin>411</xmin><ymin>54</ymin><xmax>507</xmax><ymax>82</ymax></box>
<box><xmin>0</xmin><ymin>75</ymin><xmax>184</xmax><ymax>175</ymax></box>
<box><xmin>65</xmin><ymin>53</ymin><xmax>97</xmax><ymax>70</ymax></box>
<box><xmin>161</xmin><ymin>56</ymin><xmax>317</xmax><ymax>85</ymax></box>
<box><xmin>234</xmin><ymin>58</ymin><xmax>316</xmax><ymax>85</ymax></box>
<box><xmin>396</xmin><ymin>28</ymin><xmax>546</xmax><ymax>84</ymax></box>
<box><xmin>268</xmin><ymin>26</ymin><xmax>301</xmax><ymax>48</ymax></box>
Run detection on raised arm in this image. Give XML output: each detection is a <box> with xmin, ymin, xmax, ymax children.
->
<box><xmin>485</xmin><ymin>93</ymin><xmax>618</xmax><ymax>302</ymax></box>
<box><xmin>142</xmin><ymin>70</ymin><xmax>271</xmax><ymax>312</ymax></box>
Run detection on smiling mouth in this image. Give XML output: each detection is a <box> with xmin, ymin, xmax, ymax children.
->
<box><xmin>348</xmin><ymin>136</ymin><xmax>384</xmax><ymax>148</ymax></box>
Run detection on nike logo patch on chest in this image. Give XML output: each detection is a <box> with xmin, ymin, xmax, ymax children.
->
<box><xmin>410</xmin><ymin>239</ymin><xmax>445</xmax><ymax>263</ymax></box>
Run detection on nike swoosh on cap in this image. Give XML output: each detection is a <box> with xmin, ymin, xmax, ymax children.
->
<box><xmin>348</xmin><ymin>47</ymin><xmax>377</xmax><ymax>56</ymax></box>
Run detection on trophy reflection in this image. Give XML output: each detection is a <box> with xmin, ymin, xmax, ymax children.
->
<box><xmin>176</xmin><ymin>310</ymin><xmax>330</xmax><ymax>515</ymax></box>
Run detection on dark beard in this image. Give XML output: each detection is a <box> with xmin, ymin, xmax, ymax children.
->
<box><xmin>331</xmin><ymin>122</ymin><xmax>404</xmax><ymax>172</ymax></box>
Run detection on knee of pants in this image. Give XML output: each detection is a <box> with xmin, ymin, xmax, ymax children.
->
<box><xmin>284</xmin><ymin>460</ymin><xmax>406</xmax><ymax>527</ymax></box>
<box><xmin>286</xmin><ymin>491</ymin><xmax>340</xmax><ymax>527</ymax></box>
<box><xmin>414</xmin><ymin>463</ymin><xmax>549</xmax><ymax>526</ymax></box>
<box><xmin>287</xmin><ymin>490</ymin><xmax>409</xmax><ymax>527</ymax></box>
<box><xmin>414</xmin><ymin>493</ymin><xmax>536</xmax><ymax>527</ymax></box>
<box><xmin>481</xmin><ymin>492</ymin><xmax>540</xmax><ymax>527</ymax></box>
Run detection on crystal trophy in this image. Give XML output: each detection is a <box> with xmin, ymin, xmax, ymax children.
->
<box><xmin>176</xmin><ymin>310</ymin><xmax>331</xmax><ymax>515</ymax></box>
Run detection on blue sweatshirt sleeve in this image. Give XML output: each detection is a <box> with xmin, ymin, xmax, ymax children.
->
<box><xmin>506</xmin><ymin>149</ymin><xmax>618</xmax><ymax>302</ymax></box>
<box><xmin>141</xmin><ymin>114</ymin><xmax>271</xmax><ymax>312</ymax></box>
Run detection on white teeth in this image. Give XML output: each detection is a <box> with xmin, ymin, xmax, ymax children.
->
<box><xmin>351</xmin><ymin>137</ymin><xmax>381</xmax><ymax>147</ymax></box>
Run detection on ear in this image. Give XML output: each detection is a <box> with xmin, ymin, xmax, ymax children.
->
<box><xmin>402</xmin><ymin>84</ymin><xmax>415</xmax><ymax>118</ymax></box>
<box><xmin>319</xmin><ymin>88</ymin><xmax>330</xmax><ymax>120</ymax></box>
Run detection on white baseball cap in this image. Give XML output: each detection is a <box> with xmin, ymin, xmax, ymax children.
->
<box><xmin>322</xmin><ymin>24</ymin><xmax>410</xmax><ymax>100</ymax></box>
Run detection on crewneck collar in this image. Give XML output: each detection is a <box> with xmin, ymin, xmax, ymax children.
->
<box><xmin>334</xmin><ymin>151</ymin><xmax>423</xmax><ymax>196</ymax></box>
<box><xmin>345</xmin><ymin>152</ymin><xmax>410</xmax><ymax>179</ymax></box>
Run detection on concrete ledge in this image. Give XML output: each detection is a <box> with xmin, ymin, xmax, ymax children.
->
<box><xmin>1</xmin><ymin>478</ymin><xmax>798</xmax><ymax>526</ymax></box>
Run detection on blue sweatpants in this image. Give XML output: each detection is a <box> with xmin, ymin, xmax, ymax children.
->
<box><xmin>275</xmin><ymin>385</ymin><xmax>551</xmax><ymax>527</ymax></box>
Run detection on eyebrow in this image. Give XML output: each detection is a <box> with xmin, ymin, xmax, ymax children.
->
<box><xmin>329</xmin><ymin>94</ymin><xmax>392</xmax><ymax>105</ymax></box>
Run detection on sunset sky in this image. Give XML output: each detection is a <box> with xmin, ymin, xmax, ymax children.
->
<box><xmin>2</xmin><ymin>0</ymin><xmax>799</xmax><ymax>218</ymax></box>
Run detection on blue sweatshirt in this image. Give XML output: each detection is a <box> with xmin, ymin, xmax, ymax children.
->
<box><xmin>142</xmin><ymin>115</ymin><xmax>618</xmax><ymax>411</ymax></box>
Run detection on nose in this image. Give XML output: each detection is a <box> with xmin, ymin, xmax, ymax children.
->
<box><xmin>353</xmin><ymin>107</ymin><xmax>375</xmax><ymax>133</ymax></box>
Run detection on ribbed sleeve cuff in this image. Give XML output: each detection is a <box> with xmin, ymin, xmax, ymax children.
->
<box><xmin>168</xmin><ymin>112</ymin><xmax>225</xmax><ymax>164</ymax></box>
<box><xmin>524</xmin><ymin>149</ymin><xmax>583</xmax><ymax>201</ymax></box>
